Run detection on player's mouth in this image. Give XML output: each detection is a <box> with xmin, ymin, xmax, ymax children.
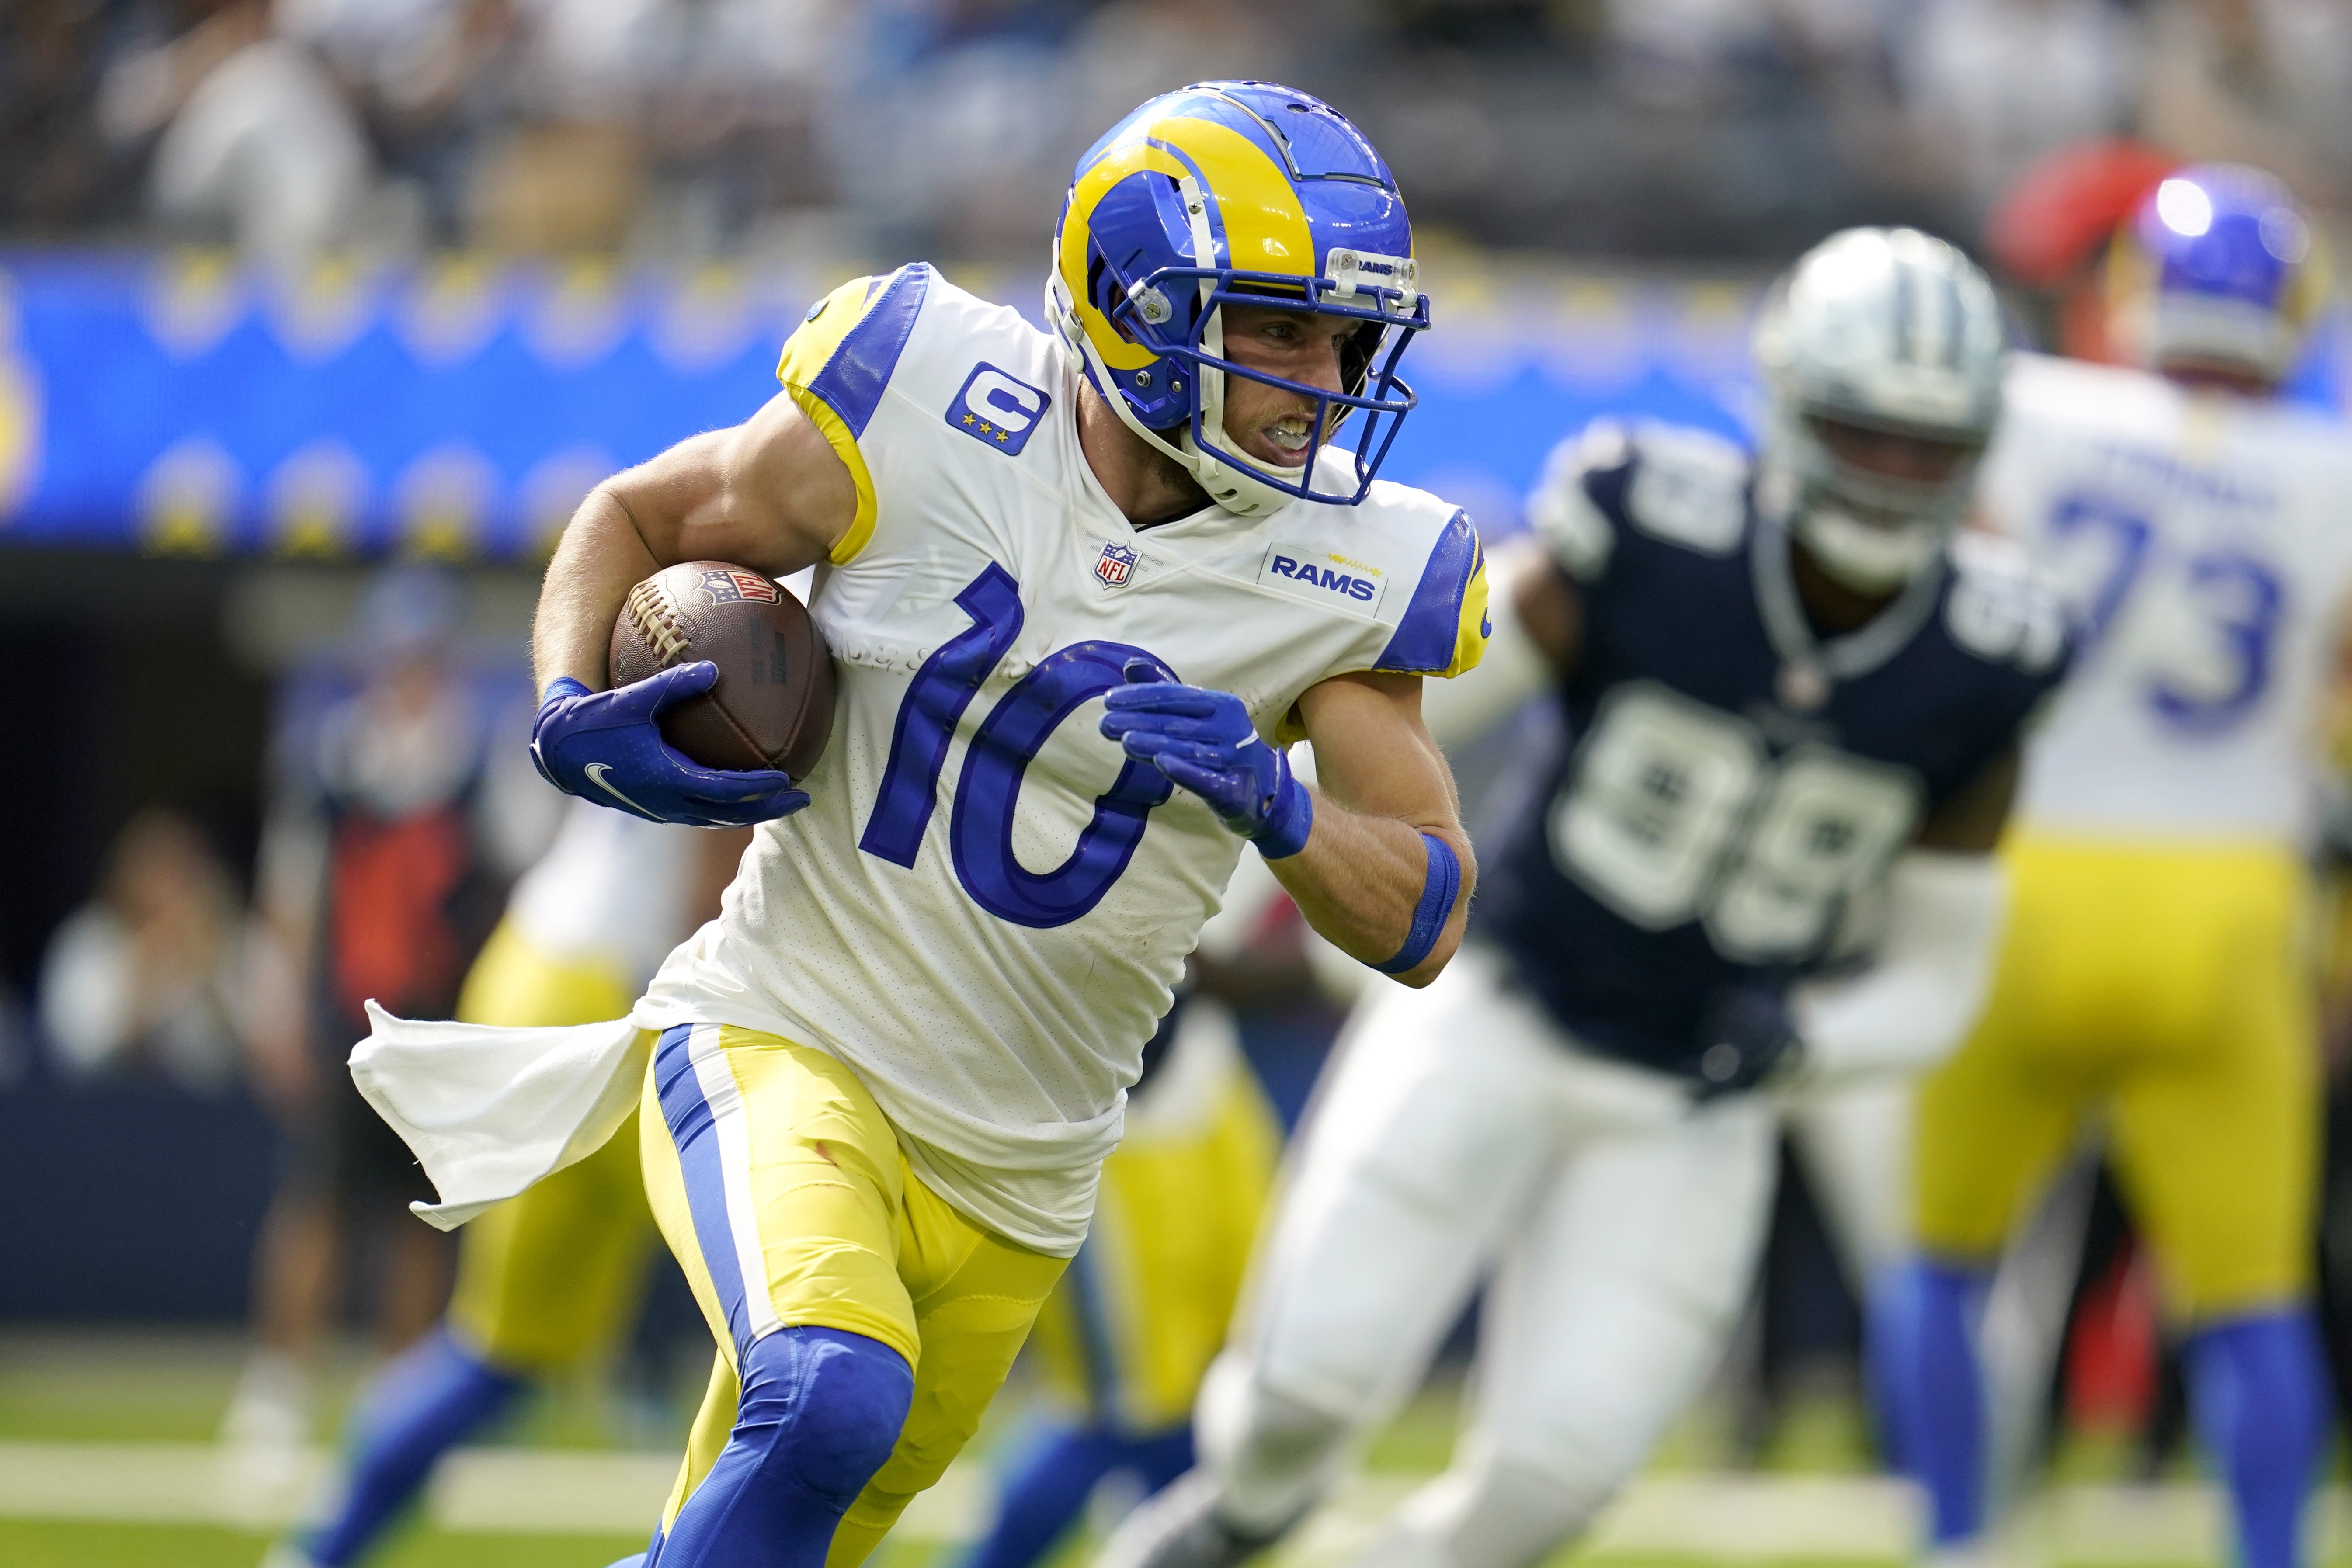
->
<box><xmin>1257</xmin><ymin>415</ymin><xmax>1314</xmax><ymax>466</ymax></box>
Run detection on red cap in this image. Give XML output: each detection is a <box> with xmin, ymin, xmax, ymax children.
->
<box><xmin>1987</xmin><ymin>139</ymin><xmax>2182</xmax><ymax>288</ymax></box>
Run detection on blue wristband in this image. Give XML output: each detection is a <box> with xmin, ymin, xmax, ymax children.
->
<box><xmin>542</xmin><ymin>675</ymin><xmax>592</xmax><ymax>704</ymax></box>
<box><xmin>1249</xmin><ymin>763</ymin><xmax>1314</xmax><ymax>860</ymax></box>
<box><xmin>1372</xmin><ymin>833</ymin><xmax>1462</xmax><ymax>975</ymax></box>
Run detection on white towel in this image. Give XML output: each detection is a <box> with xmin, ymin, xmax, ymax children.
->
<box><xmin>348</xmin><ymin>1000</ymin><xmax>648</xmax><ymax>1230</ymax></box>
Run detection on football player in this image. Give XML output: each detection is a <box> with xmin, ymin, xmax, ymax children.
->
<box><xmin>976</xmin><ymin>982</ymin><xmax>1281</xmax><ymax>1568</ymax></box>
<box><xmin>354</xmin><ymin>81</ymin><xmax>1488</xmax><ymax>1568</ymax></box>
<box><xmin>1094</xmin><ymin>228</ymin><xmax>2064</xmax><ymax>1568</ymax></box>
<box><xmin>1882</xmin><ymin>164</ymin><xmax>2346</xmax><ymax>1568</ymax></box>
<box><xmin>264</xmin><ymin>801</ymin><xmax>742</xmax><ymax>1568</ymax></box>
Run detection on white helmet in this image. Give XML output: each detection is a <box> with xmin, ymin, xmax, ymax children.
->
<box><xmin>1752</xmin><ymin>228</ymin><xmax>2006</xmax><ymax>592</ymax></box>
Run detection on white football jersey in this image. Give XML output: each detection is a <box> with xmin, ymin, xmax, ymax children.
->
<box><xmin>1982</xmin><ymin>352</ymin><xmax>2352</xmax><ymax>842</ymax></box>
<box><xmin>508</xmin><ymin>799</ymin><xmax>699</xmax><ymax>989</ymax></box>
<box><xmin>641</xmin><ymin>266</ymin><xmax>1487</xmax><ymax>1253</ymax></box>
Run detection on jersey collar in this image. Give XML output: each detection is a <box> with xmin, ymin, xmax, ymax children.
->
<box><xmin>1750</xmin><ymin>513</ymin><xmax>1947</xmax><ymax>690</ymax></box>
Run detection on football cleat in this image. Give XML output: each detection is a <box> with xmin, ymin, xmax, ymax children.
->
<box><xmin>2107</xmin><ymin>161</ymin><xmax>2328</xmax><ymax>386</ymax></box>
<box><xmin>1046</xmin><ymin>80</ymin><xmax>1428</xmax><ymax>517</ymax></box>
<box><xmin>1752</xmin><ymin>227</ymin><xmax>2006</xmax><ymax>593</ymax></box>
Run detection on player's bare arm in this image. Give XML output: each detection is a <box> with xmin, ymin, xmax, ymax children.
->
<box><xmin>1278</xmin><ymin>671</ymin><xmax>1475</xmax><ymax>985</ymax></box>
<box><xmin>532</xmin><ymin>392</ymin><xmax>856</xmax><ymax>694</ymax></box>
<box><xmin>1508</xmin><ymin>536</ymin><xmax>1585</xmax><ymax>673</ymax></box>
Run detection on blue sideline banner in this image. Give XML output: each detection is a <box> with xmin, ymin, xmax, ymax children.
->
<box><xmin>2</xmin><ymin>249</ymin><xmax>2340</xmax><ymax>560</ymax></box>
<box><xmin>0</xmin><ymin>250</ymin><xmax>1765</xmax><ymax>559</ymax></box>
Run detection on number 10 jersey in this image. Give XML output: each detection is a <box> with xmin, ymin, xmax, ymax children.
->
<box><xmin>638</xmin><ymin>265</ymin><xmax>1488</xmax><ymax>1255</ymax></box>
<box><xmin>1473</xmin><ymin>420</ymin><xmax>2066</xmax><ymax>1078</ymax></box>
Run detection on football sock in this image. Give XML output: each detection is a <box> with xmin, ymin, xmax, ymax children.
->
<box><xmin>960</xmin><ymin>1424</ymin><xmax>1193</xmax><ymax>1568</ymax></box>
<box><xmin>1876</xmin><ymin>1258</ymin><xmax>1991</xmax><ymax>1547</ymax></box>
<box><xmin>302</xmin><ymin>1327</ymin><xmax>526</xmax><ymax>1567</ymax></box>
<box><xmin>650</xmin><ymin>1325</ymin><xmax>914</xmax><ymax>1568</ymax></box>
<box><xmin>2184</xmin><ymin>1307</ymin><xmax>2328</xmax><ymax>1568</ymax></box>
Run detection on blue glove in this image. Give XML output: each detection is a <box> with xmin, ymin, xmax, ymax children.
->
<box><xmin>529</xmin><ymin>666</ymin><xmax>810</xmax><ymax>828</ymax></box>
<box><xmin>1688</xmin><ymin>985</ymin><xmax>1803</xmax><ymax>1101</ymax></box>
<box><xmin>1099</xmin><ymin>662</ymin><xmax>1313</xmax><ymax>857</ymax></box>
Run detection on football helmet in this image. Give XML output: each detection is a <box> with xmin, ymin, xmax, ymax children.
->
<box><xmin>1046</xmin><ymin>80</ymin><xmax>1428</xmax><ymax>517</ymax></box>
<box><xmin>2107</xmin><ymin>162</ymin><xmax>2328</xmax><ymax>386</ymax></box>
<box><xmin>1753</xmin><ymin>227</ymin><xmax>2006</xmax><ymax>593</ymax></box>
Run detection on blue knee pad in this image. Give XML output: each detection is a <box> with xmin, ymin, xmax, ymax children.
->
<box><xmin>651</xmin><ymin>1326</ymin><xmax>914</xmax><ymax>1568</ymax></box>
<box><xmin>2185</xmin><ymin>1307</ymin><xmax>2330</xmax><ymax>1568</ymax></box>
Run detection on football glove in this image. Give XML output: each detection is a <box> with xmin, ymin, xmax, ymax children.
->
<box><xmin>529</xmin><ymin>666</ymin><xmax>809</xmax><ymax>828</ymax></box>
<box><xmin>1099</xmin><ymin>663</ymin><xmax>1313</xmax><ymax>857</ymax></box>
<box><xmin>1688</xmin><ymin>984</ymin><xmax>1803</xmax><ymax>1102</ymax></box>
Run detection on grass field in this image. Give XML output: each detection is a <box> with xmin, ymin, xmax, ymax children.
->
<box><xmin>0</xmin><ymin>1328</ymin><xmax>2333</xmax><ymax>1568</ymax></box>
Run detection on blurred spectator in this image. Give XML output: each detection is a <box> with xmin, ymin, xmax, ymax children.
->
<box><xmin>36</xmin><ymin>806</ymin><xmax>249</xmax><ymax>1096</ymax></box>
<box><xmin>1893</xmin><ymin>0</ymin><xmax>2140</xmax><ymax>222</ymax></box>
<box><xmin>101</xmin><ymin>0</ymin><xmax>378</xmax><ymax>260</ymax></box>
<box><xmin>224</xmin><ymin>565</ymin><xmax>554</xmax><ymax>1464</ymax></box>
<box><xmin>2137</xmin><ymin>0</ymin><xmax>2352</xmax><ymax>212</ymax></box>
<box><xmin>0</xmin><ymin>0</ymin><xmax>146</xmax><ymax>237</ymax></box>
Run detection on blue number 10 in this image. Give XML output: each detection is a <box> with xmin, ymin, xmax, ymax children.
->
<box><xmin>858</xmin><ymin>563</ymin><xmax>1177</xmax><ymax>929</ymax></box>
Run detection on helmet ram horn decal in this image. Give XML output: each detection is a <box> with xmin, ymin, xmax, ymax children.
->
<box><xmin>1046</xmin><ymin>80</ymin><xmax>1429</xmax><ymax>517</ymax></box>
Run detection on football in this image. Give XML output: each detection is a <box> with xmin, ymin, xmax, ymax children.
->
<box><xmin>608</xmin><ymin>561</ymin><xmax>835</xmax><ymax>780</ymax></box>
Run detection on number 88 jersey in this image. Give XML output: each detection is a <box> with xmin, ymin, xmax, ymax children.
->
<box><xmin>1474</xmin><ymin>419</ymin><xmax>2067</xmax><ymax>1079</ymax></box>
<box><xmin>1979</xmin><ymin>352</ymin><xmax>2352</xmax><ymax>844</ymax></box>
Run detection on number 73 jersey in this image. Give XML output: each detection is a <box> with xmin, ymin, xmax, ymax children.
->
<box><xmin>638</xmin><ymin>265</ymin><xmax>1487</xmax><ymax>1254</ymax></box>
<box><xmin>1474</xmin><ymin>420</ymin><xmax>2067</xmax><ymax>1077</ymax></box>
<box><xmin>1979</xmin><ymin>352</ymin><xmax>2352</xmax><ymax>844</ymax></box>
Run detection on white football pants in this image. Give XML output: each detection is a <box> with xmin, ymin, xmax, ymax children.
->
<box><xmin>1195</xmin><ymin>946</ymin><xmax>1783</xmax><ymax>1568</ymax></box>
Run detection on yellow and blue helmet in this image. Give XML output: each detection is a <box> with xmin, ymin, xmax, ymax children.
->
<box><xmin>1045</xmin><ymin>80</ymin><xmax>1428</xmax><ymax>517</ymax></box>
<box><xmin>2108</xmin><ymin>162</ymin><xmax>2329</xmax><ymax>385</ymax></box>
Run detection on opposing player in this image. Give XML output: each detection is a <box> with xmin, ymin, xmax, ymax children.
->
<box><xmin>266</xmin><ymin>801</ymin><xmax>742</xmax><ymax>1568</ymax></box>
<box><xmin>1883</xmin><ymin>165</ymin><xmax>2344</xmax><ymax>1568</ymax></box>
<box><xmin>1097</xmin><ymin>228</ymin><xmax>2064</xmax><ymax>1568</ymax></box>
<box><xmin>358</xmin><ymin>81</ymin><xmax>1487</xmax><ymax>1568</ymax></box>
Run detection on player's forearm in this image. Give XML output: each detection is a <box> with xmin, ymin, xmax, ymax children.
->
<box><xmin>533</xmin><ymin>486</ymin><xmax>660</xmax><ymax>694</ymax></box>
<box><xmin>1267</xmin><ymin>808</ymin><xmax>1473</xmax><ymax>987</ymax></box>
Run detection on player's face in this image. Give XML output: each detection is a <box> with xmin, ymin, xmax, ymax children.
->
<box><xmin>1810</xmin><ymin>416</ymin><xmax>1978</xmax><ymax>483</ymax></box>
<box><xmin>1218</xmin><ymin>303</ymin><xmax>1353</xmax><ymax>469</ymax></box>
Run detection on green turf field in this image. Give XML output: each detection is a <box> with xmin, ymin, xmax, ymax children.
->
<box><xmin>0</xmin><ymin>1328</ymin><xmax>2330</xmax><ymax>1568</ymax></box>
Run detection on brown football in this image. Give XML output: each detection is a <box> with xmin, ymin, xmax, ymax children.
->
<box><xmin>608</xmin><ymin>561</ymin><xmax>835</xmax><ymax>779</ymax></box>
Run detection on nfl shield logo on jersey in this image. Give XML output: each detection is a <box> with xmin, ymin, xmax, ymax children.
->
<box><xmin>1095</xmin><ymin>541</ymin><xmax>1139</xmax><ymax>589</ymax></box>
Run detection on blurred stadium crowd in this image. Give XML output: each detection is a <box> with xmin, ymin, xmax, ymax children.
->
<box><xmin>10</xmin><ymin>0</ymin><xmax>2352</xmax><ymax>264</ymax></box>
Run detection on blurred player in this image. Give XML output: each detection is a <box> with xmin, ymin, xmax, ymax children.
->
<box><xmin>1883</xmin><ymin>164</ymin><xmax>2345</xmax><ymax>1568</ymax></box>
<box><xmin>1098</xmin><ymin>228</ymin><xmax>2064</xmax><ymax>1568</ymax></box>
<box><xmin>976</xmin><ymin>982</ymin><xmax>1280</xmax><ymax>1568</ymax></box>
<box><xmin>358</xmin><ymin>81</ymin><xmax>1488</xmax><ymax>1568</ymax></box>
<box><xmin>228</xmin><ymin>566</ymin><xmax>546</xmax><ymax>1459</ymax></box>
<box><xmin>264</xmin><ymin>802</ymin><xmax>744</xmax><ymax>1568</ymax></box>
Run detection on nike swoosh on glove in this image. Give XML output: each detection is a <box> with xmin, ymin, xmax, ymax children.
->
<box><xmin>1098</xmin><ymin>662</ymin><xmax>1313</xmax><ymax>857</ymax></box>
<box><xmin>529</xmin><ymin>665</ymin><xmax>810</xmax><ymax>827</ymax></box>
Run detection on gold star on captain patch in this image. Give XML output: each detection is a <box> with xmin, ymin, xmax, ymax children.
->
<box><xmin>961</xmin><ymin>413</ymin><xmax>976</xmax><ymax>425</ymax></box>
<box><xmin>979</xmin><ymin>422</ymin><xmax>994</xmax><ymax>435</ymax></box>
<box><xmin>994</xmin><ymin>430</ymin><xmax>1008</xmax><ymax>442</ymax></box>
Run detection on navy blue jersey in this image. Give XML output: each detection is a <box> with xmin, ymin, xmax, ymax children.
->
<box><xmin>1473</xmin><ymin>420</ymin><xmax>2068</xmax><ymax>1077</ymax></box>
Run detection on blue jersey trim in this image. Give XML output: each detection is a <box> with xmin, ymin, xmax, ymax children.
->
<box><xmin>651</xmin><ymin>1024</ymin><xmax>754</xmax><ymax>1363</ymax></box>
<box><xmin>807</xmin><ymin>264</ymin><xmax>931</xmax><ymax>440</ymax></box>
<box><xmin>1375</xmin><ymin>510</ymin><xmax>1480</xmax><ymax>673</ymax></box>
